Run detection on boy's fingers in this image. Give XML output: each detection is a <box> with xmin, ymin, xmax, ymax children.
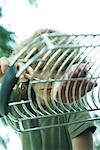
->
<box><xmin>26</xmin><ymin>66</ymin><xmax>34</xmax><ymax>76</ymax></box>
<box><xmin>24</xmin><ymin>66</ymin><xmax>34</xmax><ymax>80</ymax></box>
<box><xmin>0</xmin><ymin>58</ymin><xmax>10</xmax><ymax>74</ymax></box>
<box><xmin>81</xmin><ymin>79</ymin><xmax>97</xmax><ymax>94</ymax></box>
<box><xmin>16</xmin><ymin>63</ymin><xmax>33</xmax><ymax>75</ymax></box>
<box><xmin>66</xmin><ymin>63</ymin><xmax>87</xmax><ymax>78</ymax></box>
<box><xmin>15</xmin><ymin>62</ymin><xmax>34</xmax><ymax>81</ymax></box>
<box><xmin>15</xmin><ymin>62</ymin><xmax>24</xmax><ymax>70</ymax></box>
<box><xmin>24</xmin><ymin>73</ymin><xmax>32</xmax><ymax>80</ymax></box>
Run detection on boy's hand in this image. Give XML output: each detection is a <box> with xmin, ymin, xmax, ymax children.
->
<box><xmin>0</xmin><ymin>57</ymin><xmax>10</xmax><ymax>80</ymax></box>
<box><xmin>15</xmin><ymin>62</ymin><xmax>34</xmax><ymax>83</ymax></box>
<box><xmin>53</xmin><ymin>64</ymin><xmax>97</xmax><ymax>103</ymax></box>
<box><xmin>0</xmin><ymin>57</ymin><xmax>33</xmax><ymax>82</ymax></box>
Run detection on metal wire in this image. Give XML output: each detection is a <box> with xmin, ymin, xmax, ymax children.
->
<box><xmin>4</xmin><ymin>30</ymin><xmax>100</xmax><ymax>132</ymax></box>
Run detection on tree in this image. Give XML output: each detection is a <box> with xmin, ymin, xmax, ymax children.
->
<box><xmin>0</xmin><ymin>8</ymin><xmax>15</xmax><ymax>57</ymax></box>
<box><xmin>29</xmin><ymin>0</ymin><xmax>37</xmax><ymax>5</ymax></box>
<box><xmin>0</xmin><ymin>7</ymin><xmax>2</xmax><ymax>17</ymax></box>
<box><xmin>0</xmin><ymin>0</ymin><xmax>38</xmax><ymax>57</ymax></box>
<box><xmin>0</xmin><ymin>26</ymin><xmax>15</xmax><ymax>57</ymax></box>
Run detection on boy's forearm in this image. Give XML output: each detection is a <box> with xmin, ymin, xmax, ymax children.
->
<box><xmin>0</xmin><ymin>57</ymin><xmax>10</xmax><ymax>80</ymax></box>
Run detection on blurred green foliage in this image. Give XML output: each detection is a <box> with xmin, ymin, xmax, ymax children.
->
<box><xmin>29</xmin><ymin>0</ymin><xmax>37</xmax><ymax>5</ymax></box>
<box><xmin>0</xmin><ymin>0</ymin><xmax>37</xmax><ymax>58</ymax></box>
<box><xmin>0</xmin><ymin>8</ymin><xmax>15</xmax><ymax>57</ymax></box>
<box><xmin>0</xmin><ymin>7</ymin><xmax>2</xmax><ymax>17</ymax></box>
<box><xmin>0</xmin><ymin>25</ymin><xmax>15</xmax><ymax>57</ymax></box>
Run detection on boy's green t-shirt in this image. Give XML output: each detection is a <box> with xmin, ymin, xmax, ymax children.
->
<box><xmin>7</xmin><ymin>83</ymin><xmax>72</xmax><ymax>150</ymax></box>
<box><xmin>7</xmin><ymin>83</ymin><xmax>96</xmax><ymax>150</ymax></box>
<box><xmin>20</xmin><ymin>117</ymin><xmax>72</xmax><ymax>150</ymax></box>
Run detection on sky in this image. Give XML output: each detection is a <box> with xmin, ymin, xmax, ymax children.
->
<box><xmin>0</xmin><ymin>0</ymin><xmax>100</xmax><ymax>43</ymax></box>
<box><xmin>0</xmin><ymin>0</ymin><xmax>99</xmax><ymax>86</ymax></box>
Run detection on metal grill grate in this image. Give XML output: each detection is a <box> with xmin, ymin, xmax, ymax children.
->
<box><xmin>0</xmin><ymin>30</ymin><xmax>100</xmax><ymax>132</ymax></box>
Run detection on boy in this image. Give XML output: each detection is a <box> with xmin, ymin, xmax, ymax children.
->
<box><xmin>0</xmin><ymin>29</ymin><xmax>96</xmax><ymax>150</ymax></box>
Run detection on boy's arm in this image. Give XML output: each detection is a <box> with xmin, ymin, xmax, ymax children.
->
<box><xmin>53</xmin><ymin>63</ymin><xmax>97</xmax><ymax>103</ymax></box>
<box><xmin>0</xmin><ymin>57</ymin><xmax>10</xmax><ymax>80</ymax></box>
